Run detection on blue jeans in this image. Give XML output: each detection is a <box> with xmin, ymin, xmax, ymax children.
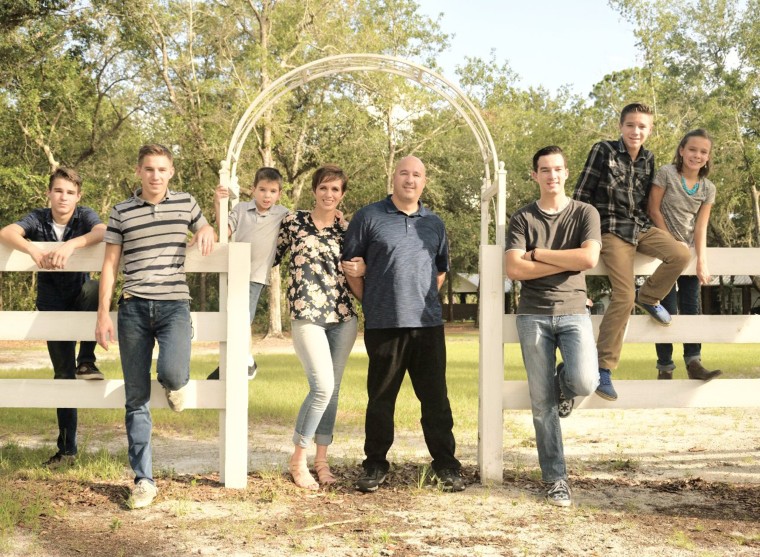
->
<box><xmin>291</xmin><ymin>317</ymin><xmax>358</xmax><ymax>448</ymax></box>
<box><xmin>516</xmin><ymin>314</ymin><xmax>599</xmax><ymax>483</ymax></box>
<box><xmin>655</xmin><ymin>275</ymin><xmax>701</xmax><ymax>371</ymax></box>
<box><xmin>118</xmin><ymin>297</ymin><xmax>192</xmax><ymax>484</ymax></box>
<box><xmin>248</xmin><ymin>281</ymin><xmax>264</xmax><ymax>323</ymax></box>
<box><xmin>38</xmin><ymin>279</ymin><xmax>99</xmax><ymax>456</ymax></box>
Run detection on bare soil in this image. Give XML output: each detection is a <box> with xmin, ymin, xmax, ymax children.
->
<box><xmin>2</xmin><ymin>337</ymin><xmax>760</xmax><ymax>556</ymax></box>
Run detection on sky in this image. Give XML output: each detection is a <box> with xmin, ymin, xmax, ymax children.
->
<box><xmin>415</xmin><ymin>0</ymin><xmax>642</xmax><ymax>96</ymax></box>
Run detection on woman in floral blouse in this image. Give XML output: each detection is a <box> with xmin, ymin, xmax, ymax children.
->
<box><xmin>276</xmin><ymin>164</ymin><xmax>364</xmax><ymax>490</ymax></box>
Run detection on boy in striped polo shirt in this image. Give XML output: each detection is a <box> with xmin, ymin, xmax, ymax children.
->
<box><xmin>95</xmin><ymin>144</ymin><xmax>215</xmax><ymax>509</ymax></box>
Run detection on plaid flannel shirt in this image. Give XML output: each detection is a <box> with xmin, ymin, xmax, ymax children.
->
<box><xmin>572</xmin><ymin>138</ymin><xmax>655</xmax><ymax>245</ymax></box>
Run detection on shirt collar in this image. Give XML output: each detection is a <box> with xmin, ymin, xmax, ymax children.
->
<box><xmin>381</xmin><ymin>195</ymin><xmax>430</xmax><ymax>217</ymax></box>
<box><xmin>616</xmin><ymin>137</ymin><xmax>650</xmax><ymax>162</ymax></box>
<box><xmin>133</xmin><ymin>188</ymin><xmax>172</xmax><ymax>206</ymax></box>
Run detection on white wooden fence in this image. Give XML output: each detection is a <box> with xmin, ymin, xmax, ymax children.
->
<box><xmin>478</xmin><ymin>246</ymin><xmax>760</xmax><ymax>484</ymax></box>
<box><xmin>0</xmin><ymin>241</ymin><xmax>251</xmax><ymax>488</ymax></box>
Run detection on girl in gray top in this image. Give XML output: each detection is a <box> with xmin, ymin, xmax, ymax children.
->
<box><xmin>647</xmin><ymin>129</ymin><xmax>721</xmax><ymax>381</ymax></box>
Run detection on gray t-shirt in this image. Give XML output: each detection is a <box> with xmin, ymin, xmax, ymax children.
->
<box><xmin>653</xmin><ymin>164</ymin><xmax>716</xmax><ymax>246</ymax></box>
<box><xmin>505</xmin><ymin>199</ymin><xmax>601</xmax><ymax>315</ymax></box>
<box><xmin>228</xmin><ymin>202</ymin><xmax>289</xmax><ymax>284</ymax></box>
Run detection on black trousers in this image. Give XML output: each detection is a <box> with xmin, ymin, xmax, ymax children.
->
<box><xmin>362</xmin><ymin>326</ymin><xmax>460</xmax><ymax>473</ymax></box>
<box><xmin>38</xmin><ymin>280</ymin><xmax>99</xmax><ymax>456</ymax></box>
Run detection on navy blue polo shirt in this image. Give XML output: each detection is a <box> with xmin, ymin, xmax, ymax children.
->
<box><xmin>16</xmin><ymin>206</ymin><xmax>102</xmax><ymax>308</ymax></box>
<box><xmin>343</xmin><ymin>196</ymin><xmax>449</xmax><ymax>329</ymax></box>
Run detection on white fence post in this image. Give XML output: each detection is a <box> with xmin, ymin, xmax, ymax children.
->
<box><xmin>219</xmin><ymin>242</ymin><xmax>250</xmax><ymax>488</ymax></box>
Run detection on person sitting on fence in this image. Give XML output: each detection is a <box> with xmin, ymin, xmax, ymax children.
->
<box><xmin>0</xmin><ymin>167</ymin><xmax>106</xmax><ymax>467</ymax></box>
<box><xmin>274</xmin><ymin>164</ymin><xmax>364</xmax><ymax>490</ymax></box>
<box><xmin>647</xmin><ymin>129</ymin><xmax>721</xmax><ymax>381</ymax></box>
<box><xmin>505</xmin><ymin>146</ymin><xmax>601</xmax><ymax>507</ymax></box>
<box><xmin>207</xmin><ymin>167</ymin><xmax>289</xmax><ymax>381</ymax></box>
<box><xmin>573</xmin><ymin>102</ymin><xmax>691</xmax><ymax>401</ymax></box>
<box><xmin>95</xmin><ymin>143</ymin><xmax>215</xmax><ymax>509</ymax></box>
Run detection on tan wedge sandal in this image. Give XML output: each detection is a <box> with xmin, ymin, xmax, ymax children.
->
<box><xmin>289</xmin><ymin>460</ymin><xmax>318</xmax><ymax>490</ymax></box>
<box><xmin>314</xmin><ymin>459</ymin><xmax>337</xmax><ymax>485</ymax></box>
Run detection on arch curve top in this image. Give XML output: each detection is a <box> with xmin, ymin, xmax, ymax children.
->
<box><xmin>222</xmin><ymin>53</ymin><xmax>500</xmax><ymax>189</ymax></box>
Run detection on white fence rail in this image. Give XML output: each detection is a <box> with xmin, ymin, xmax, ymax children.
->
<box><xmin>479</xmin><ymin>245</ymin><xmax>760</xmax><ymax>484</ymax></box>
<box><xmin>0</xmin><ymin>241</ymin><xmax>251</xmax><ymax>488</ymax></box>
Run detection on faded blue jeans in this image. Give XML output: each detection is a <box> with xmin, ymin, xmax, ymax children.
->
<box><xmin>516</xmin><ymin>314</ymin><xmax>599</xmax><ymax>483</ymax></box>
<box><xmin>291</xmin><ymin>317</ymin><xmax>358</xmax><ymax>448</ymax></box>
<box><xmin>118</xmin><ymin>297</ymin><xmax>192</xmax><ymax>484</ymax></box>
<box><xmin>655</xmin><ymin>275</ymin><xmax>701</xmax><ymax>371</ymax></box>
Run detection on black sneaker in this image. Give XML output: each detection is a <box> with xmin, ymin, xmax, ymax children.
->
<box><xmin>75</xmin><ymin>362</ymin><xmax>104</xmax><ymax>380</ymax></box>
<box><xmin>43</xmin><ymin>452</ymin><xmax>76</xmax><ymax>468</ymax></box>
<box><xmin>355</xmin><ymin>465</ymin><xmax>388</xmax><ymax>492</ymax></box>
<box><xmin>556</xmin><ymin>363</ymin><xmax>574</xmax><ymax>418</ymax></box>
<box><xmin>248</xmin><ymin>362</ymin><xmax>258</xmax><ymax>381</ymax></box>
<box><xmin>433</xmin><ymin>468</ymin><xmax>465</xmax><ymax>492</ymax></box>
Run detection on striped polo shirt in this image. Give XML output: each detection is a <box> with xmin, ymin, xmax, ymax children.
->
<box><xmin>105</xmin><ymin>189</ymin><xmax>209</xmax><ymax>300</ymax></box>
<box><xmin>342</xmin><ymin>196</ymin><xmax>449</xmax><ymax>329</ymax></box>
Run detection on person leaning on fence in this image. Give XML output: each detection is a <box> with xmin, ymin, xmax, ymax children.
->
<box><xmin>573</xmin><ymin>102</ymin><xmax>691</xmax><ymax>401</ymax></box>
<box><xmin>647</xmin><ymin>129</ymin><xmax>721</xmax><ymax>382</ymax></box>
<box><xmin>95</xmin><ymin>143</ymin><xmax>215</xmax><ymax>510</ymax></box>
<box><xmin>0</xmin><ymin>167</ymin><xmax>106</xmax><ymax>468</ymax></box>
<box><xmin>505</xmin><ymin>146</ymin><xmax>601</xmax><ymax>507</ymax></box>
<box><xmin>342</xmin><ymin>155</ymin><xmax>465</xmax><ymax>494</ymax></box>
<box><xmin>274</xmin><ymin>164</ymin><xmax>365</xmax><ymax>490</ymax></box>
<box><xmin>206</xmin><ymin>167</ymin><xmax>290</xmax><ymax>381</ymax></box>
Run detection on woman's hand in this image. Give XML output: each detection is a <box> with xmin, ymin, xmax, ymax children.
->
<box><xmin>342</xmin><ymin>257</ymin><xmax>366</xmax><ymax>277</ymax></box>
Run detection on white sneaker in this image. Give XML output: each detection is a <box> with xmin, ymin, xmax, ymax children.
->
<box><xmin>130</xmin><ymin>479</ymin><xmax>157</xmax><ymax>509</ymax></box>
<box><xmin>164</xmin><ymin>386</ymin><xmax>185</xmax><ymax>412</ymax></box>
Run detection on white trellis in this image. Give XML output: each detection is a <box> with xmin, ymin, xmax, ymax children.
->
<box><xmin>215</xmin><ymin>53</ymin><xmax>505</xmax><ymax>484</ymax></box>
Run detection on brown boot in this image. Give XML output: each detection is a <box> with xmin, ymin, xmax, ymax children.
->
<box><xmin>657</xmin><ymin>370</ymin><xmax>673</xmax><ymax>380</ymax></box>
<box><xmin>686</xmin><ymin>360</ymin><xmax>722</xmax><ymax>381</ymax></box>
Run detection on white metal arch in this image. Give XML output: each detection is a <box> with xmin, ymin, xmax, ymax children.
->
<box><xmin>219</xmin><ymin>53</ymin><xmax>507</xmax><ymax>484</ymax></box>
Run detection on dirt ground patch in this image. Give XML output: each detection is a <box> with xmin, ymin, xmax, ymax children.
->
<box><xmin>2</xmin><ymin>339</ymin><xmax>760</xmax><ymax>556</ymax></box>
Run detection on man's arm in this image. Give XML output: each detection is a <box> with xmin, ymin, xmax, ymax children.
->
<box><xmin>187</xmin><ymin>223</ymin><xmax>215</xmax><ymax>256</ymax></box>
<box><xmin>46</xmin><ymin>223</ymin><xmax>106</xmax><ymax>269</ymax></box>
<box><xmin>345</xmin><ymin>275</ymin><xmax>363</xmax><ymax>302</ymax></box>
<box><xmin>573</xmin><ymin>143</ymin><xmax>604</xmax><ymax>204</ymax></box>
<box><xmin>95</xmin><ymin>243</ymin><xmax>122</xmax><ymax>350</ymax></box>
<box><xmin>0</xmin><ymin>223</ymin><xmax>48</xmax><ymax>268</ymax></box>
<box><xmin>504</xmin><ymin>240</ymin><xmax>600</xmax><ymax>281</ymax></box>
<box><xmin>436</xmin><ymin>272</ymin><xmax>446</xmax><ymax>291</ymax></box>
<box><xmin>647</xmin><ymin>184</ymin><xmax>669</xmax><ymax>232</ymax></box>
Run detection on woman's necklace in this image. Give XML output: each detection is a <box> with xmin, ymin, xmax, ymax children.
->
<box><xmin>680</xmin><ymin>174</ymin><xmax>700</xmax><ymax>196</ymax></box>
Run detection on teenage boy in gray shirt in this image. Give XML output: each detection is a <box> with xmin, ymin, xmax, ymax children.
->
<box><xmin>505</xmin><ymin>146</ymin><xmax>601</xmax><ymax>507</ymax></box>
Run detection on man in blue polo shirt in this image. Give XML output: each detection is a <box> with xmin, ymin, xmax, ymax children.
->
<box><xmin>343</xmin><ymin>155</ymin><xmax>464</xmax><ymax>493</ymax></box>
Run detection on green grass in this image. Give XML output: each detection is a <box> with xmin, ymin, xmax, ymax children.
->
<box><xmin>1</xmin><ymin>337</ymin><xmax>759</xmax><ymax>441</ymax></box>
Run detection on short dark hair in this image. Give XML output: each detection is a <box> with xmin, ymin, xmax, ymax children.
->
<box><xmin>673</xmin><ymin>129</ymin><xmax>713</xmax><ymax>178</ymax></box>
<box><xmin>48</xmin><ymin>167</ymin><xmax>82</xmax><ymax>192</ymax></box>
<box><xmin>532</xmin><ymin>146</ymin><xmax>566</xmax><ymax>172</ymax></box>
<box><xmin>137</xmin><ymin>144</ymin><xmax>174</xmax><ymax>166</ymax></box>
<box><xmin>253</xmin><ymin>167</ymin><xmax>283</xmax><ymax>190</ymax></box>
<box><xmin>311</xmin><ymin>164</ymin><xmax>348</xmax><ymax>193</ymax></box>
<box><xmin>619</xmin><ymin>102</ymin><xmax>653</xmax><ymax>124</ymax></box>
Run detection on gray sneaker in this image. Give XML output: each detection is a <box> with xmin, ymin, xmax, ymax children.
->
<box><xmin>546</xmin><ymin>479</ymin><xmax>572</xmax><ymax>507</ymax></box>
<box><xmin>164</xmin><ymin>386</ymin><xmax>185</xmax><ymax>412</ymax></box>
<box><xmin>130</xmin><ymin>479</ymin><xmax>157</xmax><ymax>509</ymax></box>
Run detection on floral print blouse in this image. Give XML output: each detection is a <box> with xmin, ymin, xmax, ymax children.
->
<box><xmin>275</xmin><ymin>210</ymin><xmax>357</xmax><ymax>323</ymax></box>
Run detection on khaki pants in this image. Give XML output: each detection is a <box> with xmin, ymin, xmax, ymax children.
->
<box><xmin>597</xmin><ymin>228</ymin><xmax>690</xmax><ymax>370</ymax></box>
